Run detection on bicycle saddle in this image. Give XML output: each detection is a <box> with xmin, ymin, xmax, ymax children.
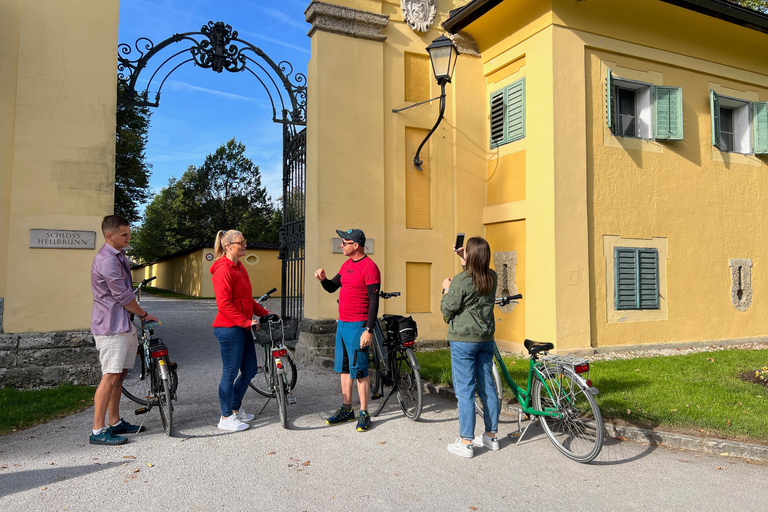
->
<box><xmin>524</xmin><ymin>339</ymin><xmax>554</xmax><ymax>356</ymax></box>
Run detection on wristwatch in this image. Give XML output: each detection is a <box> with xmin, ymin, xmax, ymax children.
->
<box><xmin>365</xmin><ymin>327</ymin><xmax>373</xmax><ymax>334</ymax></box>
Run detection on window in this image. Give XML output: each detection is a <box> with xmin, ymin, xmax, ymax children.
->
<box><xmin>614</xmin><ymin>247</ymin><xmax>659</xmax><ymax>310</ymax></box>
<box><xmin>490</xmin><ymin>78</ymin><xmax>525</xmax><ymax>148</ymax></box>
<box><xmin>710</xmin><ymin>90</ymin><xmax>768</xmax><ymax>154</ymax></box>
<box><xmin>605</xmin><ymin>69</ymin><xmax>683</xmax><ymax>141</ymax></box>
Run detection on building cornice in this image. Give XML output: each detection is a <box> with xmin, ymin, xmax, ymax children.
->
<box><xmin>305</xmin><ymin>1</ymin><xmax>390</xmax><ymax>42</ymax></box>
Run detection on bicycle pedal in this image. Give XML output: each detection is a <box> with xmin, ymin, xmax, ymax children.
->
<box><xmin>287</xmin><ymin>395</ymin><xmax>297</xmax><ymax>405</ymax></box>
<box><xmin>134</xmin><ymin>408</ymin><xmax>148</xmax><ymax>415</ymax></box>
<box><xmin>371</xmin><ymin>393</ymin><xmax>383</xmax><ymax>400</ymax></box>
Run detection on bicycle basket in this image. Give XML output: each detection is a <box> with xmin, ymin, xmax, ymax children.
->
<box><xmin>252</xmin><ymin>317</ymin><xmax>298</xmax><ymax>346</ymax></box>
<box><xmin>382</xmin><ymin>315</ymin><xmax>418</xmax><ymax>344</ymax></box>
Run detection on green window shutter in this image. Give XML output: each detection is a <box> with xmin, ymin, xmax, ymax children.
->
<box><xmin>615</xmin><ymin>247</ymin><xmax>638</xmax><ymax>310</ymax></box>
<box><xmin>506</xmin><ymin>78</ymin><xmax>526</xmax><ymax>143</ymax></box>
<box><xmin>615</xmin><ymin>247</ymin><xmax>660</xmax><ymax>310</ymax></box>
<box><xmin>637</xmin><ymin>248</ymin><xmax>659</xmax><ymax>309</ymax></box>
<box><xmin>490</xmin><ymin>89</ymin><xmax>505</xmax><ymax>148</ymax></box>
<box><xmin>606</xmin><ymin>68</ymin><xmax>616</xmax><ymax>134</ymax></box>
<box><xmin>710</xmin><ymin>90</ymin><xmax>721</xmax><ymax>149</ymax></box>
<box><xmin>654</xmin><ymin>86</ymin><xmax>683</xmax><ymax>140</ymax></box>
<box><xmin>753</xmin><ymin>101</ymin><xmax>768</xmax><ymax>154</ymax></box>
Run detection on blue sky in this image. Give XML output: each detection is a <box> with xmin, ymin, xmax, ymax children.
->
<box><xmin>118</xmin><ymin>0</ymin><xmax>312</xmax><ymax>210</ymax></box>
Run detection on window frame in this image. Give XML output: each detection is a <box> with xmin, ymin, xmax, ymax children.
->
<box><xmin>489</xmin><ymin>77</ymin><xmax>526</xmax><ymax>149</ymax></box>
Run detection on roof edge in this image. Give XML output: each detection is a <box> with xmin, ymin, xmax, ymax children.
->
<box><xmin>442</xmin><ymin>0</ymin><xmax>504</xmax><ymax>34</ymax></box>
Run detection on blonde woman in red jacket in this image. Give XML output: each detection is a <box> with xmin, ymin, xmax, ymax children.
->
<box><xmin>210</xmin><ymin>229</ymin><xmax>270</xmax><ymax>432</ymax></box>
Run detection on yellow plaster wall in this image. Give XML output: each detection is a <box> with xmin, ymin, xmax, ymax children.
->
<box><xmin>486</xmin><ymin>220</ymin><xmax>526</xmax><ymax>352</ymax></box>
<box><xmin>405</xmin><ymin>262</ymin><xmax>431</xmax><ymax>313</ymax></box>
<box><xmin>1</xmin><ymin>0</ymin><xmax>118</xmax><ymax>333</ymax></box>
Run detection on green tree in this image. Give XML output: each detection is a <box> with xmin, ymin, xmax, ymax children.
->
<box><xmin>115</xmin><ymin>85</ymin><xmax>152</xmax><ymax>222</ymax></box>
<box><xmin>728</xmin><ymin>0</ymin><xmax>768</xmax><ymax>12</ymax></box>
<box><xmin>130</xmin><ymin>139</ymin><xmax>279</xmax><ymax>262</ymax></box>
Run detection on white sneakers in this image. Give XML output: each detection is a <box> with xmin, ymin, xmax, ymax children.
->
<box><xmin>447</xmin><ymin>437</ymin><xmax>474</xmax><ymax>458</ymax></box>
<box><xmin>218</xmin><ymin>415</ymin><xmax>249</xmax><ymax>432</ymax></box>
<box><xmin>234</xmin><ymin>409</ymin><xmax>255</xmax><ymax>422</ymax></box>
<box><xmin>477</xmin><ymin>432</ymin><xmax>500</xmax><ymax>451</ymax></box>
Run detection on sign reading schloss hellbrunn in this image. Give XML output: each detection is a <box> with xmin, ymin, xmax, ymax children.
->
<box><xmin>29</xmin><ymin>229</ymin><xmax>96</xmax><ymax>249</ymax></box>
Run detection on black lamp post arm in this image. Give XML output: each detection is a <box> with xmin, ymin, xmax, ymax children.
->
<box><xmin>413</xmin><ymin>81</ymin><xmax>447</xmax><ymax>171</ymax></box>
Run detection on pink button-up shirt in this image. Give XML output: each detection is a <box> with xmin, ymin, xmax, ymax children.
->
<box><xmin>90</xmin><ymin>243</ymin><xmax>135</xmax><ymax>336</ymax></box>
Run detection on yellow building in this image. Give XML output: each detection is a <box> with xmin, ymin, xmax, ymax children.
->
<box><xmin>302</xmin><ymin>0</ymin><xmax>768</xmax><ymax>356</ymax></box>
<box><xmin>131</xmin><ymin>244</ymin><xmax>282</xmax><ymax>299</ymax></box>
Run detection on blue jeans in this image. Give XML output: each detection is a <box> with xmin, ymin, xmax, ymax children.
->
<box><xmin>450</xmin><ymin>341</ymin><xmax>499</xmax><ymax>440</ymax></box>
<box><xmin>214</xmin><ymin>327</ymin><xmax>258</xmax><ymax>417</ymax></box>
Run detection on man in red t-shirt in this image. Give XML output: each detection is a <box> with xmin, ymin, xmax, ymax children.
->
<box><xmin>315</xmin><ymin>228</ymin><xmax>380</xmax><ymax>432</ymax></box>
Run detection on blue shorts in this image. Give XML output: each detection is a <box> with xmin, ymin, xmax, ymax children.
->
<box><xmin>334</xmin><ymin>320</ymin><xmax>369</xmax><ymax>379</ymax></box>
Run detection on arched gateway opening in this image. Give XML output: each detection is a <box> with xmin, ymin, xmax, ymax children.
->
<box><xmin>117</xmin><ymin>21</ymin><xmax>306</xmax><ymax>319</ymax></box>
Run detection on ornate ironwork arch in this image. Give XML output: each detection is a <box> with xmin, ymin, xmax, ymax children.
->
<box><xmin>117</xmin><ymin>21</ymin><xmax>306</xmax><ymax>131</ymax></box>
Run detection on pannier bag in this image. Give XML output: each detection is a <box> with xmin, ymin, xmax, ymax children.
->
<box><xmin>253</xmin><ymin>316</ymin><xmax>298</xmax><ymax>345</ymax></box>
<box><xmin>383</xmin><ymin>315</ymin><xmax>418</xmax><ymax>344</ymax></box>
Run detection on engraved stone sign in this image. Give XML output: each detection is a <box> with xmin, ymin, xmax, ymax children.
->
<box><xmin>29</xmin><ymin>229</ymin><xmax>96</xmax><ymax>249</ymax></box>
<box><xmin>401</xmin><ymin>0</ymin><xmax>437</xmax><ymax>33</ymax></box>
<box><xmin>332</xmin><ymin>238</ymin><xmax>374</xmax><ymax>254</ymax></box>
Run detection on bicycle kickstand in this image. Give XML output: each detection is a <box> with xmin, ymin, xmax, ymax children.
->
<box><xmin>257</xmin><ymin>397</ymin><xmax>272</xmax><ymax>415</ymax></box>
<box><xmin>373</xmin><ymin>384</ymin><xmax>397</xmax><ymax>418</ymax></box>
<box><xmin>508</xmin><ymin>408</ymin><xmax>538</xmax><ymax>446</ymax></box>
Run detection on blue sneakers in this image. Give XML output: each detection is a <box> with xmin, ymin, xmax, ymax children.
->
<box><xmin>326</xmin><ymin>406</ymin><xmax>355</xmax><ymax>425</ymax></box>
<box><xmin>356</xmin><ymin>411</ymin><xmax>371</xmax><ymax>432</ymax></box>
<box><xmin>89</xmin><ymin>428</ymin><xmax>128</xmax><ymax>446</ymax></box>
<box><xmin>108</xmin><ymin>418</ymin><xmax>146</xmax><ymax>435</ymax></box>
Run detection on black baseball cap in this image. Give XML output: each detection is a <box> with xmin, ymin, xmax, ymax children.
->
<box><xmin>336</xmin><ymin>228</ymin><xmax>365</xmax><ymax>245</ymax></box>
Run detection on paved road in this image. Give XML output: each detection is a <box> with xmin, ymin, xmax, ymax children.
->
<box><xmin>1</xmin><ymin>296</ymin><xmax>766</xmax><ymax>511</ymax></box>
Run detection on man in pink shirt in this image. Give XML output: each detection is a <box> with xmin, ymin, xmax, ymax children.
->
<box><xmin>89</xmin><ymin>215</ymin><xmax>158</xmax><ymax>445</ymax></box>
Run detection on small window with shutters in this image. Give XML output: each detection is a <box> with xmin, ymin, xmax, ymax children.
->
<box><xmin>490</xmin><ymin>78</ymin><xmax>526</xmax><ymax>148</ymax></box>
<box><xmin>614</xmin><ymin>247</ymin><xmax>660</xmax><ymax>310</ymax></box>
<box><xmin>709</xmin><ymin>90</ymin><xmax>768</xmax><ymax>155</ymax></box>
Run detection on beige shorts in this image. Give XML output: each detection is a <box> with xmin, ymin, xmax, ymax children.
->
<box><xmin>94</xmin><ymin>324</ymin><xmax>139</xmax><ymax>374</ymax></box>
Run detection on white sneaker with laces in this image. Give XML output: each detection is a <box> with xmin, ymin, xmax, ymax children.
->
<box><xmin>234</xmin><ymin>409</ymin><xmax>255</xmax><ymax>422</ymax></box>
<box><xmin>218</xmin><ymin>415</ymin><xmax>249</xmax><ymax>432</ymax></box>
<box><xmin>447</xmin><ymin>437</ymin><xmax>474</xmax><ymax>458</ymax></box>
<box><xmin>477</xmin><ymin>432</ymin><xmax>499</xmax><ymax>451</ymax></box>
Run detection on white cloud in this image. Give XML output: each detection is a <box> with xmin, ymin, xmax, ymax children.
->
<box><xmin>237</xmin><ymin>29</ymin><xmax>311</xmax><ymax>55</ymax></box>
<box><xmin>165</xmin><ymin>80</ymin><xmax>260</xmax><ymax>102</ymax></box>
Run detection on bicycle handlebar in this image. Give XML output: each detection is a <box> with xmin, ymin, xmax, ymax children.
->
<box><xmin>257</xmin><ymin>287</ymin><xmax>278</xmax><ymax>303</ymax></box>
<box><xmin>495</xmin><ymin>294</ymin><xmax>523</xmax><ymax>307</ymax></box>
<box><xmin>379</xmin><ymin>291</ymin><xmax>400</xmax><ymax>299</ymax></box>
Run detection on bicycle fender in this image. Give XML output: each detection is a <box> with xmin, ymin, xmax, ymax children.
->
<box><xmin>405</xmin><ymin>348</ymin><xmax>420</xmax><ymax>370</ymax></box>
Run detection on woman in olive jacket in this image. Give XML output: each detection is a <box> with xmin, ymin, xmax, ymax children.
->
<box><xmin>440</xmin><ymin>236</ymin><xmax>499</xmax><ymax>458</ymax></box>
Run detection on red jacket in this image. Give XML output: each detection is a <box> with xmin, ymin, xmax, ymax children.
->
<box><xmin>210</xmin><ymin>257</ymin><xmax>269</xmax><ymax>328</ymax></box>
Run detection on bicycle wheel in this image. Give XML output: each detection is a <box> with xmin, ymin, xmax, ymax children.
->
<box><xmin>369</xmin><ymin>339</ymin><xmax>382</xmax><ymax>398</ymax></box>
<box><xmin>250</xmin><ymin>344</ymin><xmax>297</xmax><ymax>397</ymax></box>
<box><xmin>475</xmin><ymin>362</ymin><xmax>503</xmax><ymax>418</ymax></box>
<box><xmin>122</xmin><ymin>346</ymin><xmax>149</xmax><ymax>406</ymax></box>
<box><xmin>276</xmin><ymin>371</ymin><xmax>289</xmax><ymax>429</ymax></box>
<box><xmin>156</xmin><ymin>361</ymin><xmax>174</xmax><ymax>436</ymax></box>
<box><xmin>395</xmin><ymin>348</ymin><xmax>423</xmax><ymax>421</ymax></box>
<box><xmin>532</xmin><ymin>365</ymin><xmax>603</xmax><ymax>463</ymax></box>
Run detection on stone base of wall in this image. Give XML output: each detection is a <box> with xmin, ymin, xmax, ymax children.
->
<box><xmin>295</xmin><ymin>318</ymin><xmax>337</xmax><ymax>368</ymax></box>
<box><xmin>0</xmin><ymin>331</ymin><xmax>100</xmax><ymax>388</ymax></box>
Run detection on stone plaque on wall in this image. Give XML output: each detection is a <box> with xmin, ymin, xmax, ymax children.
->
<box><xmin>29</xmin><ymin>229</ymin><xmax>96</xmax><ymax>249</ymax></box>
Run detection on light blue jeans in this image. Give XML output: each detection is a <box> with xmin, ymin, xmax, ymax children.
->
<box><xmin>450</xmin><ymin>341</ymin><xmax>499</xmax><ymax>441</ymax></box>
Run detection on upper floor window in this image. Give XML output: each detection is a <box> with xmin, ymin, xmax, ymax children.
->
<box><xmin>710</xmin><ymin>90</ymin><xmax>768</xmax><ymax>155</ymax></box>
<box><xmin>490</xmin><ymin>78</ymin><xmax>525</xmax><ymax>148</ymax></box>
<box><xmin>606</xmin><ymin>69</ymin><xmax>683</xmax><ymax>141</ymax></box>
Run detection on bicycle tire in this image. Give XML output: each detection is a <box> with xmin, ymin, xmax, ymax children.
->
<box><xmin>249</xmin><ymin>345</ymin><xmax>297</xmax><ymax>397</ymax></box>
<box><xmin>395</xmin><ymin>348</ymin><xmax>423</xmax><ymax>421</ymax></box>
<box><xmin>156</xmin><ymin>362</ymin><xmax>174</xmax><ymax>437</ymax></box>
<box><xmin>532</xmin><ymin>365</ymin><xmax>603</xmax><ymax>463</ymax></box>
<box><xmin>276</xmin><ymin>371</ymin><xmax>289</xmax><ymax>429</ymax></box>
<box><xmin>474</xmin><ymin>362</ymin><xmax>503</xmax><ymax>418</ymax></box>
<box><xmin>122</xmin><ymin>347</ymin><xmax>150</xmax><ymax>406</ymax></box>
<box><xmin>369</xmin><ymin>337</ymin><xmax>382</xmax><ymax>398</ymax></box>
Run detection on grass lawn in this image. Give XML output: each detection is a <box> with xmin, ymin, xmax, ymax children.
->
<box><xmin>416</xmin><ymin>347</ymin><xmax>768</xmax><ymax>443</ymax></box>
<box><xmin>0</xmin><ymin>384</ymin><xmax>95</xmax><ymax>436</ymax></box>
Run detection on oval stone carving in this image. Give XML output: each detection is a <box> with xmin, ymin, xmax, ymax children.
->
<box><xmin>401</xmin><ymin>0</ymin><xmax>437</xmax><ymax>33</ymax></box>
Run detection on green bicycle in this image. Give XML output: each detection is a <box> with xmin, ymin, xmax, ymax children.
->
<box><xmin>476</xmin><ymin>294</ymin><xmax>604</xmax><ymax>463</ymax></box>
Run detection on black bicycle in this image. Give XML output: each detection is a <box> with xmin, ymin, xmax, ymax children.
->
<box><xmin>121</xmin><ymin>277</ymin><xmax>179</xmax><ymax>436</ymax></box>
<box><xmin>369</xmin><ymin>291</ymin><xmax>423</xmax><ymax>421</ymax></box>
<box><xmin>248</xmin><ymin>288</ymin><xmax>298</xmax><ymax>428</ymax></box>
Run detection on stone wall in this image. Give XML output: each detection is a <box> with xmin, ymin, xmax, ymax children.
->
<box><xmin>0</xmin><ymin>331</ymin><xmax>100</xmax><ymax>388</ymax></box>
<box><xmin>295</xmin><ymin>319</ymin><xmax>337</xmax><ymax>369</ymax></box>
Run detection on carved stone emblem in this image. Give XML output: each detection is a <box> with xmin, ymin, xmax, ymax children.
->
<box><xmin>401</xmin><ymin>0</ymin><xmax>437</xmax><ymax>33</ymax></box>
<box><xmin>729</xmin><ymin>259</ymin><xmax>752</xmax><ymax>312</ymax></box>
<box><xmin>494</xmin><ymin>251</ymin><xmax>518</xmax><ymax>313</ymax></box>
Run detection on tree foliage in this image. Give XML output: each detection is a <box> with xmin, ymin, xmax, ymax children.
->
<box><xmin>114</xmin><ymin>85</ymin><xmax>152</xmax><ymax>222</ymax></box>
<box><xmin>130</xmin><ymin>138</ymin><xmax>279</xmax><ymax>262</ymax></box>
<box><xmin>728</xmin><ymin>0</ymin><xmax>768</xmax><ymax>13</ymax></box>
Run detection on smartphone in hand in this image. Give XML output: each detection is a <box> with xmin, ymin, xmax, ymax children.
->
<box><xmin>455</xmin><ymin>233</ymin><xmax>465</xmax><ymax>249</ymax></box>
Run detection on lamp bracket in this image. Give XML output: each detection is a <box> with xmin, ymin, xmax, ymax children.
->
<box><xmin>392</xmin><ymin>95</ymin><xmax>443</xmax><ymax>114</ymax></box>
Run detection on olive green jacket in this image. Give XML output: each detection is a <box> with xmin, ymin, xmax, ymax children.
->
<box><xmin>440</xmin><ymin>269</ymin><xmax>498</xmax><ymax>342</ymax></box>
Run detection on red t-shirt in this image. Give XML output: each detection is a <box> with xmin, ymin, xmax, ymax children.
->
<box><xmin>338</xmin><ymin>256</ymin><xmax>381</xmax><ymax>322</ymax></box>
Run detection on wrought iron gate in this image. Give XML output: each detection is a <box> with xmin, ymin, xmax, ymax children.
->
<box><xmin>117</xmin><ymin>22</ymin><xmax>307</xmax><ymax>316</ymax></box>
<box><xmin>280</xmin><ymin>126</ymin><xmax>306</xmax><ymax>320</ymax></box>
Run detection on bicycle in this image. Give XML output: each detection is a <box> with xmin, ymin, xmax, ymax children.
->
<box><xmin>474</xmin><ymin>294</ymin><xmax>604</xmax><ymax>463</ymax></box>
<box><xmin>368</xmin><ymin>291</ymin><xmax>423</xmax><ymax>421</ymax></box>
<box><xmin>121</xmin><ymin>276</ymin><xmax>179</xmax><ymax>436</ymax></box>
<box><xmin>248</xmin><ymin>287</ymin><xmax>298</xmax><ymax>429</ymax></box>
